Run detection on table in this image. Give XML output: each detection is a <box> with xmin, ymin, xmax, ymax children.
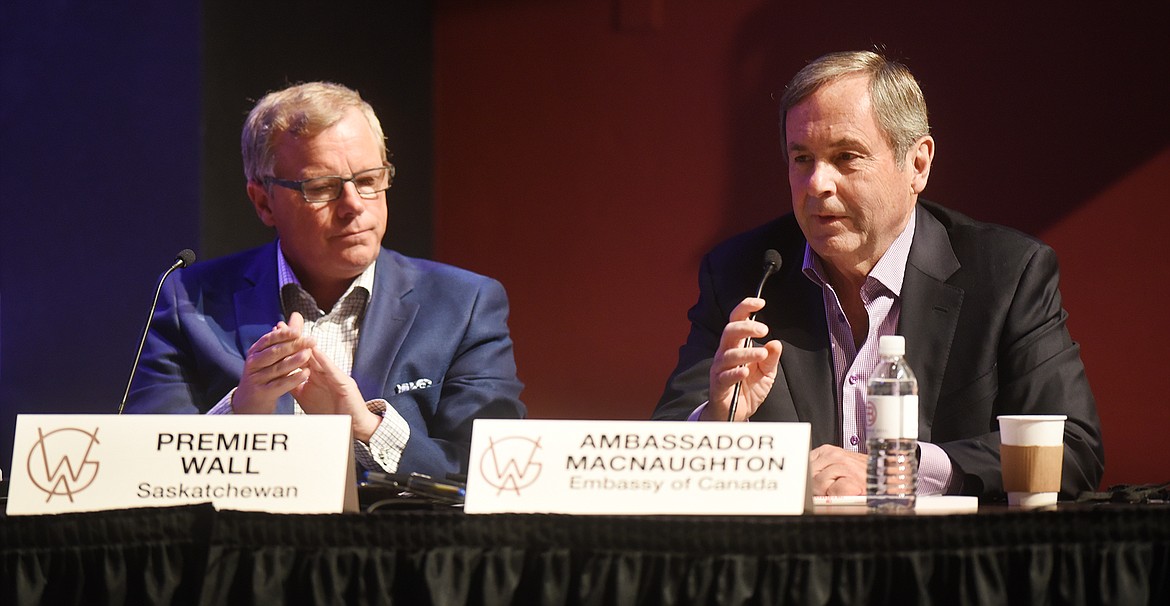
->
<box><xmin>3</xmin><ymin>502</ymin><xmax>1168</xmax><ymax>605</ymax></box>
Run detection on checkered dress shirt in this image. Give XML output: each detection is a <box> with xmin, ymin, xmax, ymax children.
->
<box><xmin>207</xmin><ymin>244</ymin><xmax>409</xmax><ymax>473</ymax></box>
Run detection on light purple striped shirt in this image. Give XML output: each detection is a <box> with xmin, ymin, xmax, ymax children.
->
<box><xmin>802</xmin><ymin>208</ymin><xmax>953</xmax><ymax>495</ymax></box>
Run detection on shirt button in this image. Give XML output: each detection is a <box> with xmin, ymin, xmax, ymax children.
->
<box><xmin>850</xmin><ymin>435</ymin><xmax>859</xmax><ymax>446</ymax></box>
<box><xmin>848</xmin><ymin>374</ymin><xmax>858</xmax><ymax>385</ymax></box>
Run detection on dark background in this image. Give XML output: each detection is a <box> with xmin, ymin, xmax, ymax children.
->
<box><xmin>3</xmin><ymin>1</ymin><xmax>1168</xmax><ymax>487</ymax></box>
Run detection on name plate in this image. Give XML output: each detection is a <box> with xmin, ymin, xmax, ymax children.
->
<box><xmin>6</xmin><ymin>414</ymin><xmax>357</xmax><ymax>516</ymax></box>
<box><xmin>464</xmin><ymin>419</ymin><xmax>811</xmax><ymax>515</ymax></box>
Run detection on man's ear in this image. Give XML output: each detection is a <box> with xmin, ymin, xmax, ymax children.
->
<box><xmin>247</xmin><ymin>180</ymin><xmax>278</xmax><ymax>227</ymax></box>
<box><xmin>909</xmin><ymin>135</ymin><xmax>934</xmax><ymax>194</ymax></box>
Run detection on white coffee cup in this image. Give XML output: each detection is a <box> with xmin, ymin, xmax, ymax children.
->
<box><xmin>997</xmin><ymin>414</ymin><xmax>1066</xmax><ymax>508</ymax></box>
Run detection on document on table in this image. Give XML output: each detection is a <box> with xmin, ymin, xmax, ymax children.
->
<box><xmin>813</xmin><ymin>495</ymin><xmax>978</xmax><ymax>514</ymax></box>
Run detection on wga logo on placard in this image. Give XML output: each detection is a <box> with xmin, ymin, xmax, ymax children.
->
<box><xmin>26</xmin><ymin>426</ymin><xmax>101</xmax><ymax>502</ymax></box>
<box><xmin>478</xmin><ymin>435</ymin><xmax>542</xmax><ymax>495</ymax></box>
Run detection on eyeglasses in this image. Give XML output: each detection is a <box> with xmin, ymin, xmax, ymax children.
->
<box><xmin>264</xmin><ymin>164</ymin><xmax>395</xmax><ymax>203</ymax></box>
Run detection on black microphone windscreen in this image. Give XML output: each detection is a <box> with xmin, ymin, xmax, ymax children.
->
<box><xmin>175</xmin><ymin>249</ymin><xmax>197</xmax><ymax>268</ymax></box>
<box><xmin>763</xmin><ymin>249</ymin><xmax>782</xmax><ymax>271</ymax></box>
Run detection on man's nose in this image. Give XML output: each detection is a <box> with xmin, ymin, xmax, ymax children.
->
<box><xmin>334</xmin><ymin>181</ymin><xmax>365</xmax><ymax>215</ymax></box>
<box><xmin>805</xmin><ymin>162</ymin><xmax>837</xmax><ymax>199</ymax></box>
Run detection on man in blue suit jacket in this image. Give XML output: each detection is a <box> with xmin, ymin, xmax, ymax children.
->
<box><xmin>125</xmin><ymin>82</ymin><xmax>525</xmax><ymax>478</ymax></box>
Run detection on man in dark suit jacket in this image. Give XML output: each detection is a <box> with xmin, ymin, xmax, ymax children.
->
<box><xmin>653</xmin><ymin>51</ymin><xmax>1103</xmax><ymax>501</ymax></box>
<box><xmin>125</xmin><ymin>82</ymin><xmax>524</xmax><ymax>479</ymax></box>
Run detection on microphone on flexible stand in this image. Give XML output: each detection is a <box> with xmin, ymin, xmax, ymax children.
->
<box><xmin>117</xmin><ymin>249</ymin><xmax>196</xmax><ymax>414</ymax></box>
<box><xmin>727</xmin><ymin>249</ymin><xmax>782</xmax><ymax>422</ymax></box>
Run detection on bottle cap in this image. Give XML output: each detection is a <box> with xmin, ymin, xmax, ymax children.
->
<box><xmin>878</xmin><ymin>335</ymin><xmax>905</xmax><ymax>356</ymax></box>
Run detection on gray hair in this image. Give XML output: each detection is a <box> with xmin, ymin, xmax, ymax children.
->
<box><xmin>780</xmin><ymin>51</ymin><xmax>929</xmax><ymax>165</ymax></box>
<box><xmin>241</xmin><ymin>82</ymin><xmax>387</xmax><ymax>183</ymax></box>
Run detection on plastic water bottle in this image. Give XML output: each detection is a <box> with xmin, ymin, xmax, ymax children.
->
<box><xmin>866</xmin><ymin>335</ymin><xmax>919</xmax><ymax>512</ymax></box>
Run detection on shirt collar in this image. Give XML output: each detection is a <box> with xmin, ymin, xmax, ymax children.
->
<box><xmin>802</xmin><ymin>206</ymin><xmax>917</xmax><ymax>297</ymax></box>
<box><xmin>276</xmin><ymin>241</ymin><xmax>377</xmax><ymax>314</ymax></box>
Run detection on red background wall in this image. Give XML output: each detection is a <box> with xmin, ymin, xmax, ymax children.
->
<box><xmin>432</xmin><ymin>1</ymin><xmax>1169</xmax><ymax>487</ymax></box>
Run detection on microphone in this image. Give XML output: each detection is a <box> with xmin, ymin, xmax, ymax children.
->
<box><xmin>727</xmin><ymin>249</ymin><xmax>782</xmax><ymax>422</ymax></box>
<box><xmin>118</xmin><ymin>249</ymin><xmax>196</xmax><ymax>414</ymax></box>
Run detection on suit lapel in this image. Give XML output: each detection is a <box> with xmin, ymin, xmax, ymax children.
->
<box><xmin>234</xmin><ymin>242</ymin><xmax>283</xmax><ymax>353</ymax></box>
<box><xmin>900</xmin><ymin>206</ymin><xmax>963</xmax><ymax>440</ymax></box>
<box><xmin>352</xmin><ymin>249</ymin><xmax>418</xmax><ymax>400</ymax></box>
<box><xmin>232</xmin><ymin>242</ymin><xmax>296</xmax><ymax>413</ymax></box>
<box><xmin>756</xmin><ymin>262</ymin><xmax>839</xmax><ymax>447</ymax></box>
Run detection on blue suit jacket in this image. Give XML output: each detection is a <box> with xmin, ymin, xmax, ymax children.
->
<box><xmin>654</xmin><ymin>201</ymin><xmax>1104</xmax><ymax>500</ymax></box>
<box><xmin>124</xmin><ymin>242</ymin><xmax>526</xmax><ymax>477</ymax></box>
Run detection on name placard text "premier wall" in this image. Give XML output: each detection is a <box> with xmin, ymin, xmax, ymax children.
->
<box><xmin>7</xmin><ymin>414</ymin><xmax>357</xmax><ymax>515</ymax></box>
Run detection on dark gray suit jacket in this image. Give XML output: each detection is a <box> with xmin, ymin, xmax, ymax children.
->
<box><xmin>124</xmin><ymin>242</ymin><xmax>526</xmax><ymax>478</ymax></box>
<box><xmin>653</xmin><ymin>201</ymin><xmax>1104</xmax><ymax>500</ymax></box>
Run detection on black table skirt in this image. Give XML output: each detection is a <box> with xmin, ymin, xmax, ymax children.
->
<box><xmin>3</xmin><ymin>504</ymin><xmax>1168</xmax><ymax>605</ymax></box>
